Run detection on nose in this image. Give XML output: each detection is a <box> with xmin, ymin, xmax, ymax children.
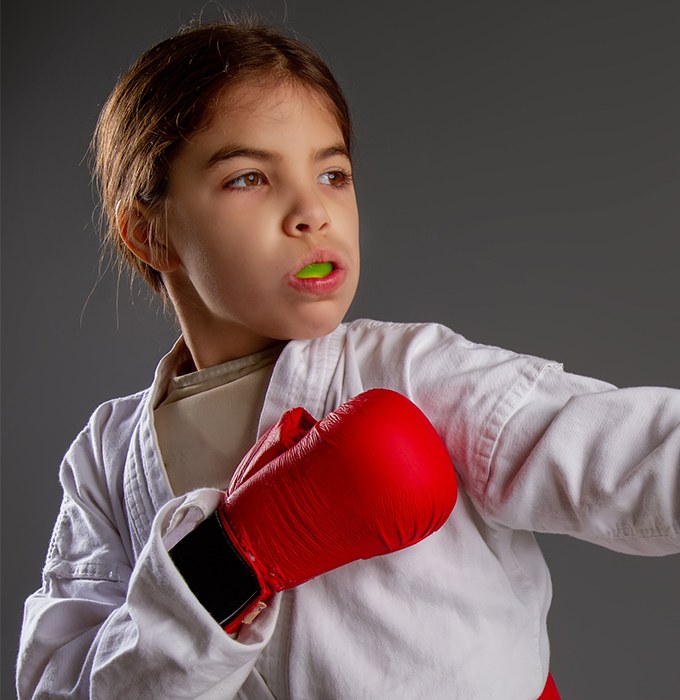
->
<box><xmin>282</xmin><ymin>187</ymin><xmax>330</xmax><ymax>237</ymax></box>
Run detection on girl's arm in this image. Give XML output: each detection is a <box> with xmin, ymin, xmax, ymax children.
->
<box><xmin>17</xmin><ymin>417</ymin><xmax>275</xmax><ymax>699</ymax></box>
<box><xmin>484</xmin><ymin>366</ymin><xmax>680</xmax><ymax>552</ymax></box>
<box><xmin>351</xmin><ymin>321</ymin><xmax>679</xmax><ymax>551</ymax></box>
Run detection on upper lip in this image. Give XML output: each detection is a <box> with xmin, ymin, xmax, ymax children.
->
<box><xmin>291</xmin><ymin>248</ymin><xmax>344</xmax><ymax>277</ymax></box>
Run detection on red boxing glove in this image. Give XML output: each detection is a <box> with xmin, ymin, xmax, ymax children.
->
<box><xmin>170</xmin><ymin>389</ymin><xmax>457</xmax><ymax>632</ymax></box>
<box><xmin>221</xmin><ymin>388</ymin><xmax>457</xmax><ymax>630</ymax></box>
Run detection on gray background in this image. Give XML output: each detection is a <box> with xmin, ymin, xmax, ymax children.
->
<box><xmin>2</xmin><ymin>1</ymin><xmax>679</xmax><ymax>697</ymax></box>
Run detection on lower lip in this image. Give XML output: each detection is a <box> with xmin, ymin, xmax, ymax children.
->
<box><xmin>289</xmin><ymin>267</ymin><xmax>346</xmax><ymax>295</ymax></box>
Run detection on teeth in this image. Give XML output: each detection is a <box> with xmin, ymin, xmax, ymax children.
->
<box><xmin>295</xmin><ymin>262</ymin><xmax>334</xmax><ymax>279</ymax></box>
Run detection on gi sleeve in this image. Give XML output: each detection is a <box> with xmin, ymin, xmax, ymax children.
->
<box><xmin>16</xmin><ymin>420</ymin><xmax>276</xmax><ymax>700</ymax></box>
<box><xmin>371</xmin><ymin>321</ymin><xmax>680</xmax><ymax>554</ymax></box>
<box><xmin>482</xmin><ymin>364</ymin><xmax>680</xmax><ymax>554</ymax></box>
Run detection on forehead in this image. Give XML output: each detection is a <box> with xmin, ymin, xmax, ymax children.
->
<box><xmin>200</xmin><ymin>80</ymin><xmax>344</xmax><ymax>142</ymax></box>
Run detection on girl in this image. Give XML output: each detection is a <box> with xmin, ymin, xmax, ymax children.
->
<box><xmin>17</xmin><ymin>18</ymin><xmax>679</xmax><ymax>700</ymax></box>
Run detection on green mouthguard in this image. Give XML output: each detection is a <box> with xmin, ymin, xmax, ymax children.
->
<box><xmin>295</xmin><ymin>262</ymin><xmax>334</xmax><ymax>279</ymax></box>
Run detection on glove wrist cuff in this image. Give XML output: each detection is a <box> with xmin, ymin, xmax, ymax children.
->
<box><xmin>169</xmin><ymin>510</ymin><xmax>262</xmax><ymax>630</ymax></box>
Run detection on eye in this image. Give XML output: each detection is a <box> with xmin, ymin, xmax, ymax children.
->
<box><xmin>318</xmin><ymin>169</ymin><xmax>353</xmax><ymax>188</ymax></box>
<box><xmin>226</xmin><ymin>172</ymin><xmax>267</xmax><ymax>189</ymax></box>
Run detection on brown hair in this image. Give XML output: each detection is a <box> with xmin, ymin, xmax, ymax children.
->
<box><xmin>92</xmin><ymin>19</ymin><xmax>353</xmax><ymax>297</ymax></box>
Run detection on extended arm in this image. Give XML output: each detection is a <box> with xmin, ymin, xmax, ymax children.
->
<box><xmin>480</xmin><ymin>366</ymin><xmax>680</xmax><ymax>552</ymax></box>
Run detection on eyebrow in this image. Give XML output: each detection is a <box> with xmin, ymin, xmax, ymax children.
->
<box><xmin>316</xmin><ymin>144</ymin><xmax>351</xmax><ymax>162</ymax></box>
<box><xmin>205</xmin><ymin>143</ymin><xmax>350</xmax><ymax>170</ymax></box>
<box><xmin>206</xmin><ymin>146</ymin><xmax>272</xmax><ymax>169</ymax></box>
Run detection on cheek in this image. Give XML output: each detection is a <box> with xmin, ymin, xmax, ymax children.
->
<box><xmin>168</xmin><ymin>205</ymin><xmax>233</xmax><ymax>266</ymax></box>
<box><xmin>343</xmin><ymin>211</ymin><xmax>361</xmax><ymax>257</ymax></box>
<box><xmin>343</xmin><ymin>199</ymin><xmax>360</xmax><ymax>237</ymax></box>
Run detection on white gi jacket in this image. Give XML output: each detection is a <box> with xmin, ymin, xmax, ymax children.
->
<box><xmin>17</xmin><ymin>320</ymin><xmax>680</xmax><ymax>699</ymax></box>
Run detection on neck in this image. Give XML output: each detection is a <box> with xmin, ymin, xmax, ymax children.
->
<box><xmin>180</xmin><ymin>319</ymin><xmax>281</xmax><ymax>369</ymax></box>
<box><xmin>166</xmin><ymin>288</ymin><xmax>278</xmax><ymax>370</ymax></box>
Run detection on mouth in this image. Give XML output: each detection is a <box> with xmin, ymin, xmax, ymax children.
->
<box><xmin>289</xmin><ymin>252</ymin><xmax>346</xmax><ymax>295</ymax></box>
<box><xmin>295</xmin><ymin>261</ymin><xmax>335</xmax><ymax>279</ymax></box>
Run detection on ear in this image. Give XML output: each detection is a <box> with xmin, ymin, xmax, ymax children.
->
<box><xmin>118</xmin><ymin>202</ymin><xmax>180</xmax><ymax>273</ymax></box>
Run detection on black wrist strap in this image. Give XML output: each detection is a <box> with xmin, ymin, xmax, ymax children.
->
<box><xmin>169</xmin><ymin>511</ymin><xmax>261</xmax><ymax>628</ymax></box>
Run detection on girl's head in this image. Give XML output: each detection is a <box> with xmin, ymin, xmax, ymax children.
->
<box><xmin>94</xmin><ymin>19</ymin><xmax>360</xmax><ymax>367</ymax></box>
<box><xmin>93</xmin><ymin>19</ymin><xmax>353</xmax><ymax>297</ymax></box>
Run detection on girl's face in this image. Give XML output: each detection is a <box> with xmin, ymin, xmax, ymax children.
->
<box><xmin>157</xmin><ymin>81</ymin><xmax>360</xmax><ymax>367</ymax></box>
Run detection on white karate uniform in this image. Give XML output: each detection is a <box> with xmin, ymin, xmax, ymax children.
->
<box><xmin>17</xmin><ymin>320</ymin><xmax>680</xmax><ymax>699</ymax></box>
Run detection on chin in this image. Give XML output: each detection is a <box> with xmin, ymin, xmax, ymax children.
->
<box><xmin>287</xmin><ymin>316</ymin><xmax>344</xmax><ymax>342</ymax></box>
